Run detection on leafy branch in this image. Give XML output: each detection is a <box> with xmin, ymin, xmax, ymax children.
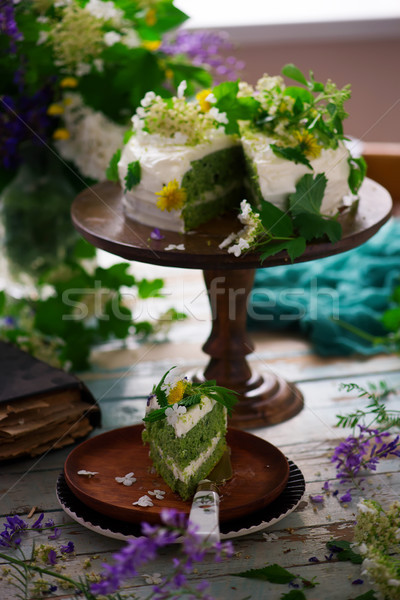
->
<box><xmin>336</xmin><ymin>381</ymin><xmax>400</xmax><ymax>431</ymax></box>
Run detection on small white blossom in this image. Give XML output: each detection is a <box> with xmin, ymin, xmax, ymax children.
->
<box><xmin>141</xmin><ymin>91</ymin><xmax>156</xmax><ymax>108</ymax></box>
<box><xmin>143</xmin><ymin>573</ymin><xmax>163</xmax><ymax>585</ymax></box>
<box><xmin>36</xmin><ymin>16</ymin><xmax>48</xmax><ymax>23</ymax></box>
<box><xmin>262</xmin><ymin>532</ymin><xmax>278</xmax><ymax>541</ymax></box>
<box><xmin>177</xmin><ymin>80</ymin><xmax>187</xmax><ymax>99</ymax></box>
<box><xmin>172</xmin><ymin>131</ymin><xmax>188</xmax><ymax>144</ymax></box>
<box><xmin>115</xmin><ymin>472</ymin><xmax>137</xmax><ymax>486</ymax></box>
<box><xmin>164</xmin><ymin>244</ymin><xmax>185</xmax><ymax>251</ymax></box>
<box><xmin>148</xmin><ymin>489</ymin><xmax>166</xmax><ymax>500</ymax></box>
<box><xmin>133</xmin><ymin>495</ymin><xmax>154</xmax><ymax>507</ymax></box>
<box><xmin>77</xmin><ymin>470</ymin><xmax>98</xmax><ymax>477</ymax></box>
<box><xmin>122</xmin><ymin>28</ymin><xmax>140</xmax><ymax>48</ymax></box>
<box><xmin>37</xmin><ymin>30</ymin><xmax>48</xmax><ymax>46</ymax></box>
<box><xmin>358</xmin><ymin>543</ymin><xmax>368</xmax><ymax>555</ymax></box>
<box><xmin>219</xmin><ymin>231</ymin><xmax>237</xmax><ymax>250</ymax></box>
<box><xmin>104</xmin><ymin>31</ymin><xmax>122</xmax><ymax>47</ymax></box>
<box><xmin>205</xmin><ymin>92</ymin><xmax>216</xmax><ymax>104</ymax></box>
<box><xmin>165</xmin><ymin>403</ymin><xmax>187</xmax><ymax>426</ymax></box>
<box><xmin>93</xmin><ymin>58</ymin><xmax>104</xmax><ymax>72</ymax></box>
<box><xmin>75</xmin><ymin>62</ymin><xmax>91</xmax><ymax>77</ymax></box>
<box><xmin>208</xmin><ymin>107</ymin><xmax>228</xmax><ymax>124</ymax></box>
<box><xmin>357</xmin><ymin>500</ymin><xmax>378</xmax><ymax>515</ymax></box>
<box><xmin>85</xmin><ymin>0</ymin><xmax>123</xmax><ymax>23</ymax></box>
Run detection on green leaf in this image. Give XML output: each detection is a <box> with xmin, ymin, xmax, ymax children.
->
<box><xmin>289</xmin><ymin>173</ymin><xmax>327</xmax><ymax>216</ymax></box>
<box><xmin>284</xmin><ymin>86</ymin><xmax>313</xmax><ymax>105</ymax></box>
<box><xmin>236</xmin><ymin>563</ymin><xmax>296</xmax><ymax>584</ymax></box>
<box><xmin>142</xmin><ymin>406</ymin><xmax>168</xmax><ymax>423</ymax></box>
<box><xmin>212</xmin><ymin>81</ymin><xmax>259</xmax><ymax>134</ymax></box>
<box><xmin>260</xmin><ymin>237</ymin><xmax>306</xmax><ymax>263</ymax></box>
<box><xmin>270</xmin><ymin>144</ymin><xmax>312</xmax><ymax>169</ymax></box>
<box><xmin>293</xmin><ymin>213</ymin><xmax>342</xmax><ymax>243</ymax></box>
<box><xmin>153</xmin><ymin>366</ymin><xmax>176</xmax><ymax>408</ymax></box>
<box><xmin>282</xmin><ymin>64</ymin><xmax>308</xmax><ymax>86</ymax></box>
<box><xmin>137</xmin><ymin>278</ymin><xmax>164</xmax><ymax>299</ymax></box>
<box><xmin>348</xmin><ymin>156</ymin><xmax>367</xmax><ymax>195</ymax></box>
<box><xmin>123</xmin><ymin>129</ymin><xmax>135</xmax><ymax>144</ymax></box>
<box><xmin>73</xmin><ymin>238</ymin><xmax>97</xmax><ymax>260</ymax></box>
<box><xmin>125</xmin><ymin>160</ymin><xmax>141</xmax><ymax>191</ymax></box>
<box><xmin>280</xmin><ymin>591</ymin><xmax>307</xmax><ymax>600</ymax></box>
<box><xmin>259</xmin><ymin>201</ymin><xmax>294</xmax><ymax>237</ymax></box>
<box><xmin>0</xmin><ymin>291</ymin><xmax>5</xmax><ymax>314</ymax></box>
<box><xmin>326</xmin><ymin>540</ymin><xmax>363</xmax><ymax>564</ymax></box>
<box><xmin>94</xmin><ymin>264</ymin><xmax>135</xmax><ymax>289</ymax></box>
<box><xmin>106</xmin><ymin>149</ymin><xmax>121</xmax><ymax>182</ymax></box>
<box><xmin>350</xmin><ymin>591</ymin><xmax>378</xmax><ymax>600</ymax></box>
<box><xmin>97</xmin><ymin>298</ymin><xmax>132</xmax><ymax>340</ymax></box>
<box><xmin>381</xmin><ymin>307</ymin><xmax>400</xmax><ymax>332</ymax></box>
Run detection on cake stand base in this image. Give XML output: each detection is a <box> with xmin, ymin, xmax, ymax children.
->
<box><xmin>193</xmin><ymin>268</ymin><xmax>304</xmax><ymax>428</ymax></box>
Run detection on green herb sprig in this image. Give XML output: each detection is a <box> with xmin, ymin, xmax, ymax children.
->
<box><xmin>143</xmin><ymin>367</ymin><xmax>238</xmax><ymax>423</ymax></box>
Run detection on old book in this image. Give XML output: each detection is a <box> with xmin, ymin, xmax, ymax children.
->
<box><xmin>0</xmin><ymin>341</ymin><xmax>100</xmax><ymax>461</ymax></box>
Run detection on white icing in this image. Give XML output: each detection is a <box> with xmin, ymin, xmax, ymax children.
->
<box><xmin>118</xmin><ymin>131</ymin><xmax>237</xmax><ymax>232</ymax></box>
<box><xmin>159</xmin><ymin>434</ymin><xmax>222</xmax><ymax>483</ymax></box>
<box><xmin>146</xmin><ymin>395</ymin><xmax>218</xmax><ymax>438</ymax></box>
<box><xmin>241</xmin><ymin>132</ymin><xmax>351</xmax><ymax>215</ymax></box>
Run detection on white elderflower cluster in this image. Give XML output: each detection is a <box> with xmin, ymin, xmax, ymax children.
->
<box><xmin>55</xmin><ymin>94</ymin><xmax>125</xmax><ymax>180</ymax></box>
<box><xmin>219</xmin><ymin>200</ymin><xmax>263</xmax><ymax>257</ymax></box>
<box><xmin>85</xmin><ymin>0</ymin><xmax>124</xmax><ymax>24</ymax></box>
<box><xmin>354</xmin><ymin>499</ymin><xmax>400</xmax><ymax>600</ymax></box>
<box><xmin>131</xmin><ymin>83</ymin><xmax>229</xmax><ymax>146</ymax></box>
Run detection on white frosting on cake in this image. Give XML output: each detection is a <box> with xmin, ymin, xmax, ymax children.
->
<box><xmin>146</xmin><ymin>395</ymin><xmax>218</xmax><ymax>438</ymax></box>
<box><xmin>241</xmin><ymin>133</ymin><xmax>351</xmax><ymax>215</ymax></box>
<box><xmin>158</xmin><ymin>434</ymin><xmax>222</xmax><ymax>483</ymax></box>
<box><xmin>118</xmin><ymin>130</ymin><xmax>237</xmax><ymax>232</ymax></box>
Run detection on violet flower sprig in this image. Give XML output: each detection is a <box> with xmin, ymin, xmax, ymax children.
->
<box><xmin>91</xmin><ymin>508</ymin><xmax>234</xmax><ymax>599</ymax></box>
<box><xmin>331</xmin><ymin>424</ymin><xmax>400</xmax><ymax>486</ymax></box>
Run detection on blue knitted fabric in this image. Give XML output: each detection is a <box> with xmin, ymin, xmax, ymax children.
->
<box><xmin>248</xmin><ymin>218</ymin><xmax>400</xmax><ymax>355</ymax></box>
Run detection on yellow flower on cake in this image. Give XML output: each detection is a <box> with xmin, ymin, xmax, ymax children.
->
<box><xmin>293</xmin><ymin>129</ymin><xmax>321</xmax><ymax>159</ymax></box>
<box><xmin>156</xmin><ymin>180</ymin><xmax>186</xmax><ymax>212</ymax></box>
<box><xmin>196</xmin><ymin>89</ymin><xmax>213</xmax><ymax>112</ymax></box>
<box><xmin>167</xmin><ymin>380</ymin><xmax>187</xmax><ymax>405</ymax></box>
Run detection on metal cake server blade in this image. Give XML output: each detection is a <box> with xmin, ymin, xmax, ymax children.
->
<box><xmin>188</xmin><ymin>448</ymin><xmax>232</xmax><ymax>544</ymax></box>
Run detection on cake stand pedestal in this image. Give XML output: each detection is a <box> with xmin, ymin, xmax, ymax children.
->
<box><xmin>71</xmin><ymin>179</ymin><xmax>392</xmax><ymax>428</ymax></box>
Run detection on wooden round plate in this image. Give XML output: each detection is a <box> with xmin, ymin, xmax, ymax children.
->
<box><xmin>64</xmin><ymin>425</ymin><xmax>290</xmax><ymax>525</ymax></box>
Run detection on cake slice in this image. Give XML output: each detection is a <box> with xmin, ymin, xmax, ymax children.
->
<box><xmin>142</xmin><ymin>368</ymin><xmax>237</xmax><ymax>501</ymax></box>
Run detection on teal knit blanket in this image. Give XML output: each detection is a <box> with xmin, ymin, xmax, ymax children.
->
<box><xmin>248</xmin><ymin>218</ymin><xmax>400</xmax><ymax>356</ymax></box>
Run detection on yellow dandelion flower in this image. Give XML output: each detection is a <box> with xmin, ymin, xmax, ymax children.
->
<box><xmin>196</xmin><ymin>89</ymin><xmax>212</xmax><ymax>112</ymax></box>
<box><xmin>142</xmin><ymin>40</ymin><xmax>161</xmax><ymax>52</ymax></box>
<box><xmin>47</xmin><ymin>104</ymin><xmax>64</xmax><ymax>116</ymax></box>
<box><xmin>60</xmin><ymin>77</ymin><xmax>78</xmax><ymax>88</ymax></box>
<box><xmin>156</xmin><ymin>180</ymin><xmax>186</xmax><ymax>212</ymax></box>
<box><xmin>145</xmin><ymin>8</ymin><xmax>157</xmax><ymax>26</ymax></box>
<box><xmin>53</xmin><ymin>128</ymin><xmax>70</xmax><ymax>140</ymax></box>
<box><xmin>293</xmin><ymin>130</ymin><xmax>321</xmax><ymax>159</ymax></box>
<box><xmin>167</xmin><ymin>380</ymin><xmax>187</xmax><ymax>405</ymax></box>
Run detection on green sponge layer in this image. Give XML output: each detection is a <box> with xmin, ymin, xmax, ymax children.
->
<box><xmin>181</xmin><ymin>145</ymin><xmax>246</xmax><ymax>230</ymax></box>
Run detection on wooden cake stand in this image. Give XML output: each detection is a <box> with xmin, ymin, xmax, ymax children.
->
<box><xmin>71</xmin><ymin>179</ymin><xmax>392</xmax><ymax>428</ymax></box>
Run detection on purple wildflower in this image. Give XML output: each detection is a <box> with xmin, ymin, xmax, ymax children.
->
<box><xmin>322</xmin><ymin>481</ymin><xmax>330</xmax><ymax>491</ymax></box>
<box><xmin>0</xmin><ymin>515</ymin><xmax>28</xmax><ymax>547</ymax></box>
<box><xmin>352</xmin><ymin>579</ymin><xmax>364</xmax><ymax>585</ymax></box>
<box><xmin>331</xmin><ymin>425</ymin><xmax>400</xmax><ymax>484</ymax></box>
<box><xmin>44</xmin><ymin>518</ymin><xmax>55</xmax><ymax>528</ymax></box>
<box><xmin>32</xmin><ymin>513</ymin><xmax>44</xmax><ymax>529</ymax></box>
<box><xmin>47</xmin><ymin>549</ymin><xmax>58</xmax><ymax>565</ymax></box>
<box><xmin>309</xmin><ymin>494</ymin><xmax>324</xmax><ymax>503</ymax></box>
<box><xmin>308</xmin><ymin>556</ymin><xmax>320</xmax><ymax>563</ymax></box>
<box><xmin>325</xmin><ymin>552</ymin><xmax>334</xmax><ymax>561</ymax></box>
<box><xmin>161</xmin><ymin>30</ymin><xmax>245</xmax><ymax>83</ymax></box>
<box><xmin>150</xmin><ymin>228</ymin><xmax>165</xmax><ymax>241</ymax></box>
<box><xmin>0</xmin><ymin>1</ymin><xmax>23</xmax><ymax>53</ymax></box>
<box><xmin>60</xmin><ymin>541</ymin><xmax>75</xmax><ymax>554</ymax></box>
<box><xmin>339</xmin><ymin>490</ymin><xmax>352</xmax><ymax>503</ymax></box>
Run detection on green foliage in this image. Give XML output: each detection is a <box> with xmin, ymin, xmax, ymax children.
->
<box><xmin>326</xmin><ymin>540</ymin><xmax>363</xmax><ymax>564</ymax></box>
<box><xmin>143</xmin><ymin>367</ymin><xmax>238</xmax><ymax>423</ymax></box>
<box><xmin>280</xmin><ymin>592</ymin><xmax>307</xmax><ymax>600</ymax></box>
<box><xmin>0</xmin><ymin>242</ymin><xmax>172</xmax><ymax>371</ymax></box>
<box><xmin>213</xmin><ymin>81</ymin><xmax>260</xmax><ymax>135</ymax></box>
<box><xmin>124</xmin><ymin>160</ymin><xmax>141</xmax><ymax>191</ymax></box>
<box><xmin>270</xmin><ymin>144</ymin><xmax>312</xmax><ymax>169</ymax></box>
<box><xmin>236</xmin><ymin>564</ymin><xmax>296</xmax><ymax>583</ymax></box>
<box><xmin>336</xmin><ymin>381</ymin><xmax>400</xmax><ymax>431</ymax></box>
<box><xmin>348</xmin><ymin>156</ymin><xmax>367</xmax><ymax>194</ymax></box>
<box><xmin>350</xmin><ymin>592</ymin><xmax>378</xmax><ymax>600</ymax></box>
<box><xmin>255</xmin><ymin>172</ymin><xmax>342</xmax><ymax>263</ymax></box>
<box><xmin>106</xmin><ymin>149</ymin><xmax>122</xmax><ymax>182</ymax></box>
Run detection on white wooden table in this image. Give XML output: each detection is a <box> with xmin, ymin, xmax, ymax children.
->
<box><xmin>1</xmin><ymin>264</ymin><xmax>399</xmax><ymax>599</ymax></box>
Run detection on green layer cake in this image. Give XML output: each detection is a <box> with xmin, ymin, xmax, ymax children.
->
<box><xmin>142</xmin><ymin>368</ymin><xmax>237</xmax><ymax>501</ymax></box>
<box><xmin>117</xmin><ymin>85</ymin><xmax>245</xmax><ymax>233</ymax></box>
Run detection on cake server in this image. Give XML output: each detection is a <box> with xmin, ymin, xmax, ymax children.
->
<box><xmin>188</xmin><ymin>448</ymin><xmax>232</xmax><ymax>544</ymax></box>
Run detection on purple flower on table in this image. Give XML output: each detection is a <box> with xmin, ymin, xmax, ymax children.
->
<box><xmin>322</xmin><ymin>481</ymin><xmax>330</xmax><ymax>491</ymax></box>
<box><xmin>352</xmin><ymin>578</ymin><xmax>364</xmax><ymax>585</ymax></box>
<box><xmin>331</xmin><ymin>425</ymin><xmax>400</xmax><ymax>484</ymax></box>
<box><xmin>60</xmin><ymin>541</ymin><xmax>74</xmax><ymax>554</ymax></box>
<box><xmin>308</xmin><ymin>556</ymin><xmax>320</xmax><ymax>563</ymax></box>
<box><xmin>32</xmin><ymin>513</ymin><xmax>44</xmax><ymax>529</ymax></box>
<box><xmin>339</xmin><ymin>490</ymin><xmax>352</xmax><ymax>503</ymax></box>
<box><xmin>309</xmin><ymin>494</ymin><xmax>324</xmax><ymax>503</ymax></box>
<box><xmin>150</xmin><ymin>228</ymin><xmax>164</xmax><ymax>241</ymax></box>
<box><xmin>0</xmin><ymin>515</ymin><xmax>28</xmax><ymax>547</ymax></box>
<box><xmin>48</xmin><ymin>528</ymin><xmax>61</xmax><ymax>540</ymax></box>
<box><xmin>47</xmin><ymin>549</ymin><xmax>58</xmax><ymax>565</ymax></box>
